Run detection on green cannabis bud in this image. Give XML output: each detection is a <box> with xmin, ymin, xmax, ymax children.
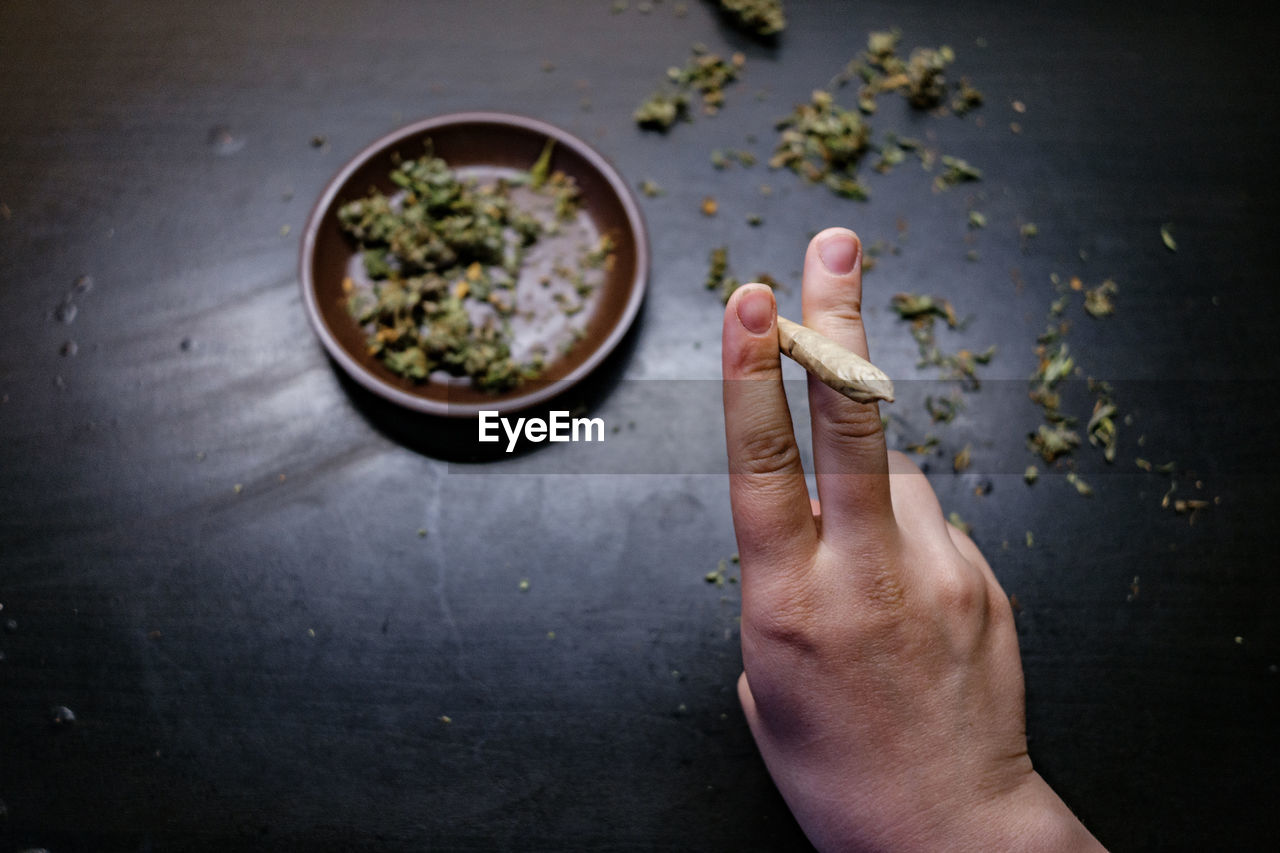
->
<box><xmin>635</xmin><ymin>45</ymin><xmax>745</xmax><ymax>130</ymax></box>
<box><xmin>337</xmin><ymin>140</ymin><xmax>609</xmax><ymax>393</ymax></box>
<box><xmin>717</xmin><ymin>0</ymin><xmax>786</xmax><ymax>37</ymax></box>
<box><xmin>770</xmin><ymin>90</ymin><xmax>872</xmax><ymax>199</ymax></box>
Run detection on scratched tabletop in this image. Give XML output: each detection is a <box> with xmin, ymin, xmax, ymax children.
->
<box><xmin>1</xmin><ymin>1</ymin><xmax>1277</xmax><ymax>850</ymax></box>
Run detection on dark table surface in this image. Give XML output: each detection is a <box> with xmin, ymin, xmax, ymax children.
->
<box><xmin>2</xmin><ymin>1</ymin><xmax>1278</xmax><ymax>850</ymax></box>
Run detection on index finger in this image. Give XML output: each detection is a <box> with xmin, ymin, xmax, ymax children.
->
<box><xmin>722</xmin><ymin>284</ymin><xmax>818</xmax><ymax>567</ymax></box>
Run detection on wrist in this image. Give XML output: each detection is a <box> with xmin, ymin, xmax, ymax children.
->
<box><xmin>947</xmin><ymin>772</ymin><xmax>1105</xmax><ymax>853</ymax></box>
<box><xmin>801</xmin><ymin>769</ymin><xmax>1106</xmax><ymax>853</ymax></box>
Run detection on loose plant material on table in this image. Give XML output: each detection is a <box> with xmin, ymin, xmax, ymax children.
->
<box><xmin>716</xmin><ymin>0</ymin><xmax>786</xmax><ymax>37</ymax></box>
<box><xmin>769</xmin><ymin>31</ymin><xmax>985</xmax><ymax>200</ymax></box>
<box><xmin>337</xmin><ymin>140</ymin><xmax>614</xmax><ymax>392</ymax></box>
<box><xmin>635</xmin><ymin>45</ymin><xmax>746</xmax><ymax>130</ymax></box>
<box><xmin>704</xmin><ymin>245</ymin><xmax>779</xmax><ymax>304</ymax></box>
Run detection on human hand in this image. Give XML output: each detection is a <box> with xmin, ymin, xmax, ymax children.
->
<box><xmin>721</xmin><ymin>227</ymin><xmax>1105</xmax><ymax>852</ymax></box>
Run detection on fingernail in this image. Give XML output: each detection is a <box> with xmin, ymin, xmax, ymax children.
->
<box><xmin>818</xmin><ymin>231</ymin><xmax>858</xmax><ymax>275</ymax></box>
<box><xmin>736</xmin><ymin>286</ymin><xmax>774</xmax><ymax>335</ymax></box>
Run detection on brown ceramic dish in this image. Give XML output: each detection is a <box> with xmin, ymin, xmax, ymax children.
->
<box><xmin>299</xmin><ymin>113</ymin><xmax>648</xmax><ymax>417</ymax></box>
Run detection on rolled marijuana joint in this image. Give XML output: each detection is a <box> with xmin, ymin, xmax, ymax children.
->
<box><xmin>776</xmin><ymin>315</ymin><xmax>895</xmax><ymax>404</ymax></box>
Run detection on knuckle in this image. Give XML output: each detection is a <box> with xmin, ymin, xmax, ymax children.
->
<box><xmin>734</xmin><ymin>418</ymin><xmax>802</xmax><ymax>477</ymax></box>
<box><xmin>819</xmin><ymin>400</ymin><xmax>884</xmax><ymax>444</ymax></box>
<box><xmin>986</xmin><ymin>582</ymin><xmax>1017</xmax><ymax>628</ymax></box>
<box><xmin>818</xmin><ymin>301</ymin><xmax>865</xmax><ymax>330</ymax></box>
<box><xmin>747</xmin><ymin>582</ymin><xmax>824</xmax><ymax>654</ymax></box>
<box><xmin>932</xmin><ymin>565</ymin><xmax>989</xmax><ymax>619</ymax></box>
<box><xmin>752</xmin><ymin>610</ymin><xmax>817</xmax><ymax>655</ymax></box>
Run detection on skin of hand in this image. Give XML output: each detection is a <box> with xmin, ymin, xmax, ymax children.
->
<box><xmin>721</xmin><ymin>228</ymin><xmax>1106</xmax><ymax>852</ymax></box>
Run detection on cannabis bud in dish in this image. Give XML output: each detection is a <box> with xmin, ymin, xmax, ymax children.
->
<box><xmin>337</xmin><ymin>140</ymin><xmax>613</xmax><ymax>393</ymax></box>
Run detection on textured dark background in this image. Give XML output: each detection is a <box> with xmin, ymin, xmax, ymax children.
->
<box><xmin>2</xmin><ymin>1</ymin><xmax>1277</xmax><ymax>850</ymax></box>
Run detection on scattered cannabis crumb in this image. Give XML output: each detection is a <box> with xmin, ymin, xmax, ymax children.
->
<box><xmin>764</xmin><ymin>46</ymin><xmax>979</xmax><ymax>203</ymax></box>
<box><xmin>1065</xmin><ymin>471</ymin><xmax>1093</xmax><ymax>497</ymax></box>
<box><xmin>890</xmin><ymin>293</ymin><xmax>994</xmax><ymax>387</ymax></box>
<box><xmin>1086</xmin><ymin>385</ymin><xmax>1118</xmax><ymax>463</ymax></box>
<box><xmin>1173</xmin><ymin>497</ymin><xmax>1211</xmax><ymax>523</ymax></box>
<box><xmin>951</xmin><ymin>77</ymin><xmax>984</xmax><ymax>114</ymax></box>
<box><xmin>934</xmin><ymin>155</ymin><xmax>982</xmax><ymax>190</ymax></box>
<box><xmin>771</xmin><ymin>90</ymin><xmax>872</xmax><ymax>199</ymax></box>
<box><xmin>1083</xmin><ymin>278</ymin><xmax>1118</xmax><ymax>318</ymax></box>
<box><xmin>1019</xmin><ymin>222</ymin><xmax>1038</xmax><ymax>246</ymax></box>
<box><xmin>705</xmin><ymin>245</ymin><xmax>778</xmax><ymax>304</ymax></box>
<box><xmin>891</xmin><ymin>292</ymin><xmax>958</xmax><ymax>327</ymax></box>
<box><xmin>925</xmin><ymin>392</ymin><xmax>964</xmax><ymax>423</ymax></box>
<box><xmin>705</xmin><ymin>557</ymin><xmax>739</xmax><ymax>587</ymax></box>
<box><xmin>1028</xmin><ymin>423</ymin><xmax>1080</xmax><ymax>462</ymax></box>
<box><xmin>947</xmin><ymin>511</ymin><xmax>973</xmax><ymax>536</ymax></box>
<box><xmin>677</xmin><ymin>48</ymin><xmax>747</xmax><ymax>114</ymax></box>
<box><xmin>634</xmin><ymin>90</ymin><xmax>690</xmax><ymax>130</ymax></box>
<box><xmin>1026</xmin><ymin>281</ymin><xmax>1123</xmax><ymax>473</ymax></box>
<box><xmin>711</xmin><ymin>148</ymin><xmax>757</xmax><ymax>169</ymax></box>
<box><xmin>635</xmin><ymin>45</ymin><xmax>745</xmax><ymax>130</ymax></box>
<box><xmin>904</xmin><ymin>45</ymin><xmax>955</xmax><ymax>108</ymax></box>
<box><xmin>716</xmin><ymin>0</ymin><xmax>786</xmax><ymax>36</ymax></box>
<box><xmin>706</xmin><ymin>246</ymin><xmax>737</xmax><ymax>302</ymax></box>
<box><xmin>638</xmin><ymin>178</ymin><xmax>665</xmax><ymax>197</ymax></box>
<box><xmin>831</xmin><ymin>31</ymin><xmax>983</xmax><ymax>117</ymax></box>
<box><xmin>906</xmin><ymin>434</ymin><xmax>940</xmax><ymax>455</ymax></box>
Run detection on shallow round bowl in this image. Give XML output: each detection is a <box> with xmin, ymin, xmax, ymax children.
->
<box><xmin>299</xmin><ymin>112</ymin><xmax>648</xmax><ymax>417</ymax></box>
